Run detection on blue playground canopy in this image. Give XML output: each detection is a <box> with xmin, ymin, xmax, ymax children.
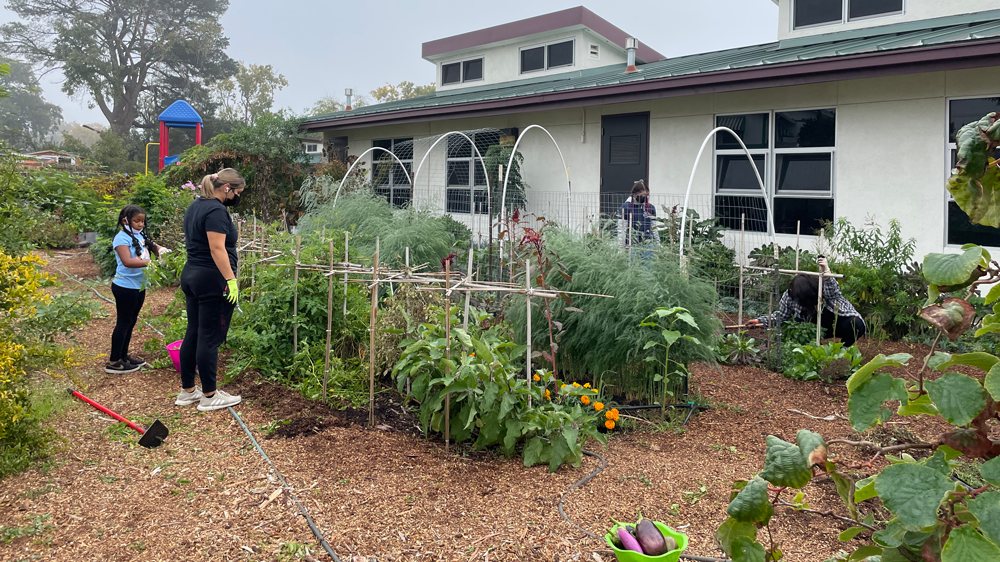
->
<box><xmin>158</xmin><ymin>100</ymin><xmax>203</xmax><ymax>129</ymax></box>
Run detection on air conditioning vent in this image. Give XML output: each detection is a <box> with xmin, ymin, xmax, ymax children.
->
<box><xmin>589</xmin><ymin>44</ymin><xmax>600</xmax><ymax>59</ymax></box>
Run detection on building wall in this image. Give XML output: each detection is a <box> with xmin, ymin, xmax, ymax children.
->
<box><xmin>324</xmin><ymin>65</ymin><xmax>1000</xmax><ymax>258</ymax></box>
<box><xmin>777</xmin><ymin>0</ymin><xmax>999</xmax><ymax>41</ymax></box>
<box><xmin>433</xmin><ymin>28</ymin><xmax>628</xmax><ymax>92</ymax></box>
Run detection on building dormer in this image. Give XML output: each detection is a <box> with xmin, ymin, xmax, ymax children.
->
<box><xmin>775</xmin><ymin>0</ymin><xmax>1000</xmax><ymax>40</ymax></box>
<box><xmin>421</xmin><ymin>6</ymin><xmax>665</xmax><ymax>91</ymax></box>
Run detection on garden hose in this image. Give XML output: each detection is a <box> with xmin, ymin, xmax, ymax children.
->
<box><xmin>228</xmin><ymin>406</ymin><xmax>342</xmax><ymax>562</ymax></box>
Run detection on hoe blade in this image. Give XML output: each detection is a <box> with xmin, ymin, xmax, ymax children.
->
<box><xmin>138</xmin><ymin>419</ymin><xmax>169</xmax><ymax>448</ymax></box>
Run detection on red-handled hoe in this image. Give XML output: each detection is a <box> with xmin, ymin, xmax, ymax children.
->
<box><xmin>68</xmin><ymin>389</ymin><xmax>169</xmax><ymax>448</ymax></box>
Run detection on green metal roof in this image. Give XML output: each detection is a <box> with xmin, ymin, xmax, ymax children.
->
<box><xmin>304</xmin><ymin>9</ymin><xmax>1000</xmax><ymax>126</ymax></box>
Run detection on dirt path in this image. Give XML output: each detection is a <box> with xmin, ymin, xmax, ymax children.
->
<box><xmin>0</xmin><ymin>251</ymin><xmax>966</xmax><ymax>562</ymax></box>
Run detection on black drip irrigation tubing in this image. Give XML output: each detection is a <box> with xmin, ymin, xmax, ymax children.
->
<box><xmin>229</xmin><ymin>406</ymin><xmax>342</xmax><ymax>562</ymax></box>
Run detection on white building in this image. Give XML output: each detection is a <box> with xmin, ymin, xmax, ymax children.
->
<box><xmin>302</xmin><ymin>3</ymin><xmax>1000</xmax><ymax>258</ymax></box>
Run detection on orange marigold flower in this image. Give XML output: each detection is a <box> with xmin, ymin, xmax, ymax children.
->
<box><xmin>572</xmin><ymin>382</ymin><xmax>581</xmax><ymax>387</ymax></box>
<box><xmin>560</xmin><ymin>384</ymin><xmax>567</xmax><ymax>390</ymax></box>
<box><xmin>594</xmin><ymin>402</ymin><xmax>604</xmax><ymax>411</ymax></box>
<box><xmin>469</xmin><ymin>353</ymin><xmax>475</xmax><ymax>357</ymax></box>
<box><xmin>605</xmin><ymin>420</ymin><xmax>615</xmax><ymax>430</ymax></box>
<box><xmin>581</xmin><ymin>396</ymin><xmax>591</xmax><ymax>406</ymax></box>
<box><xmin>544</xmin><ymin>389</ymin><xmax>551</xmax><ymax>400</ymax></box>
<box><xmin>606</xmin><ymin>411</ymin><xmax>614</xmax><ymax>419</ymax></box>
<box><xmin>583</xmin><ymin>383</ymin><xmax>591</xmax><ymax>388</ymax></box>
<box><xmin>533</xmin><ymin>374</ymin><xmax>540</xmax><ymax>382</ymax></box>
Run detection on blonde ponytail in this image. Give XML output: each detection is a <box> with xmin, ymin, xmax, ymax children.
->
<box><xmin>199</xmin><ymin>168</ymin><xmax>246</xmax><ymax>198</ymax></box>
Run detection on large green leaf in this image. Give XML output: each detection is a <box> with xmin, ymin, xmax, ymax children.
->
<box><xmin>831</xmin><ymin>470</ymin><xmax>858</xmax><ymax>521</ymax></box>
<box><xmin>502</xmin><ymin>419</ymin><xmax>522</xmax><ymax>456</ymax></box>
<box><xmin>981</xmin><ymin>457</ymin><xmax>1000</xmax><ymax>487</ymax></box>
<box><xmin>925</xmin><ymin>372</ymin><xmax>987</xmax><ymax>427</ymax></box>
<box><xmin>760</xmin><ymin>436</ymin><xmax>812</xmax><ymax>488</ymax></box>
<box><xmin>847</xmin><ymin>354</ymin><xmax>912</xmax><ymax>395</ymax></box>
<box><xmin>922</xmin><ymin>247</ymin><xmax>985</xmax><ymax>285</ymax></box>
<box><xmin>985</xmin><ymin>363</ymin><xmax>1000</xmax><ymax>401</ymax></box>
<box><xmin>730</xmin><ymin>537</ymin><xmax>766</xmax><ymax>562</ymax></box>
<box><xmin>948</xmin><ymin>159</ymin><xmax>1000</xmax><ymax>227</ymax></box>
<box><xmin>726</xmin><ymin>476</ymin><xmax>774</xmax><ymax>525</ymax></box>
<box><xmin>848</xmin><ymin>546</ymin><xmax>883</xmax><ymax>560</ymax></box>
<box><xmin>968</xmin><ymin>492</ymin><xmax>1000</xmax><ymax>547</ymax></box>
<box><xmin>941</xmin><ymin>524</ymin><xmax>1000</xmax><ymax>562</ymax></box>
<box><xmin>922</xmin><ymin>449</ymin><xmax>952</xmax><ymax>477</ymax></box>
<box><xmin>522</xmin><ymin>436</ymin><xmax>547</xmax><ymax>467</ymax></box>
<box><xmin>855</xmin><ymin>475</ymin><xmax>878</xmax><ymax>503</ymax></box>
<box><xmin>872</xmin><ymin>519</ymin><xmax>906</xmax><ymax>548</ymax></box>
<box><xmin>839</xmin><ymin>527</ymin><xmax>866</xmax><ymax>542</ymax></box>
<box><xmin>874</xmin><ymin>463</ymin><xmax>954</xmax><ymax>531</ymax></box>
<box><xmin>547</xmin><ymin>433</ymin><xmax>570</xmax><ymax>473</ymax></box>
<box><xmin>936</xmin><ymin>352</ymin><xmax>999</xmax><ymax>372</ymax></box>
<box><xmin>897</xmin><ymin>393</ymin><xmax>939</xmax><ymax>417</ymax></box>
<box><xmin>849</xmin><ymin>373</ymin><xmax>909</xmax><ymax>431</ymax></box>
<box><xmin>715</xmin><ymin>517</ymin><xmax>758</xmax><ymax>557</ymax></box>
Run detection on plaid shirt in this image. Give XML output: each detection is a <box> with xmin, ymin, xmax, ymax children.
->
<box><xmin>758</xmin><ymin>277</ymin><xmax>863</xmax><ymax>327</ymax></box>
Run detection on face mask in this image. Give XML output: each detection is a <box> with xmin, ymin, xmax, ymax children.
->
<box><xmin>223</xmin><ymin>192</ymin><xmax>241</xmax><ymax>207</ymax></box>
<box><xmin>634</xmin><ymin>195</ymin><xmax>647</xmax><ymax>204</ymax></box>
<box><xmin>123</xmin><ymin>224</ymin><xmax>143</xmax><ymax>235</ymax></box>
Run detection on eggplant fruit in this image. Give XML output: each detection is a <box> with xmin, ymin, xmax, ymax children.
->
<box><xmin>635</xmin><ymin>518</ymin><xmax>668</xmax><ymax>556</ymax></box>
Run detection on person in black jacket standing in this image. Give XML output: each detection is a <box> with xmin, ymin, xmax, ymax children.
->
<box><xmin>175</xmin><ymin>168</ymin><xmax>245</xmax><ymax>411</ymax></box>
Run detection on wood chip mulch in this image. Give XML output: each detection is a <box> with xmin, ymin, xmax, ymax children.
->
<box><xmin>1</xmin><ymin>250</ymin><xmax>995</xmax><ymax>561</ymax></box>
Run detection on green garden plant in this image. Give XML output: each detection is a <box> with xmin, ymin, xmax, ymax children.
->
<box><xmin>640</xmin><ymin>306</ymin><xmax>708</xmax><ymax>415</ymax></box>
<box><xmin>781</xmin><ymin>342</ymin><xmax>863</xmax><ymax>383</ymax></box>
<box><xmin>718</xmin><ymin>331</ymin><xmax>762</xmax><ymax>366</ymax></box>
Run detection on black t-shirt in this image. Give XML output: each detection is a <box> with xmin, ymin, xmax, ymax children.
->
<box><xmin>184</xmin><ymin>197</ymin><xmax>238</xmax><ymax>272</ymax></box>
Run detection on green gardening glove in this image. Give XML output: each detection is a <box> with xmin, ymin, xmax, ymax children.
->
<box><xmin>225</xmin><ymin>278</ymin><xmax>239</xmax><ymax>304</ymax></box>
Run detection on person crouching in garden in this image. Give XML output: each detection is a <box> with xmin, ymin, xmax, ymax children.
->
<box><xmin>175</xmin><ymin>168</ymin><xmax>245</xmax><ymax>411</ymax></box>
<box><xmin>747</xmin><ymin>257</ymin><xmax>867</xmax><ymax>346</ymax></box>
<box><xmin>617</xmin><ymin>180</ymin><xmax>660</xmax><ymax>258</ymax></box>
<box><xmin>106</xmin><ymin>204</ymin><xmax>171</xmax><ymax>374</ymax></box>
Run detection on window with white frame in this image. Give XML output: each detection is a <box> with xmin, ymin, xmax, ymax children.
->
<box><xmin>446</xmin><ymin>132</ymin><xmax>499</xmax><ymax>214</ymax></box>
<box><xmin>946</xmin><ymin>97</ymin><xmax>1000</xmax><ymax>247</ymax></box>
<box><xmin>441</xmin><ymin>57</ymin><xmax>484</xmax><ymax>86</ymax></box>
<box><xmin>793</xmin><ymin>0</ymin><xmax>903</xmax><ymax>29</ymax></box>
<box><xmin>520</xmin><ymin>39</ymin><xmax>574</xmax><ymax>74</ymax></box>
<box><xmin>305</xmin><ymin>144</ymin><xmax>318</xmax><ymax>153</ymax></box>
<box><xmin>372</xmin><ymin>138</ymin><xmax>412</xmax><ymax>208</ymax></box>
<box><xmin>714</xmin><ymin>109</ymin><xmax>837</xmax><ymax>234</ymax></box>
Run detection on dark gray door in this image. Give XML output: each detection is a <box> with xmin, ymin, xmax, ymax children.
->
<box><xmin>600</xmin><ymin>113</ymin><xmax>649</xmax><ymax>216</ymax></box>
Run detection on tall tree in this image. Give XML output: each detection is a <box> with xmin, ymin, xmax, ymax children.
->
<box><xmin>1</xmin><ymin>0</ymin><xmax>237</xmax><ymax>137</ymax></box>
<box><xmin>0</xmin><ymin>59</ymin><xmax>62</xmax><ymax>152</ymax></box>
<box><xmin>307</xmin><ymin>91</ymin><xmax>368</xmax><ymax>116</ymax></box>
<box><xmin>215</xmin><ymin>61</ymin><xmax>288</xmax><ymax>126</ymax></box>
<box><xmin>0</xmin><ymin>63</ymin><xmax>8</xmax><ymax>98</ymax></box>
<box><xmin>370</xmin><ymin>81</ymin><xmax>435</xmax><ymax>103</ymax></box>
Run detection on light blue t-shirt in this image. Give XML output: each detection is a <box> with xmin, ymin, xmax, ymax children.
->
<box><xmin>112</xmin><ymin>230</ymin><xmax>149</xmax><ymax>290</ymax></box>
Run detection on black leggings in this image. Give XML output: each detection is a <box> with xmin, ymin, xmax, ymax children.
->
<box><xmin>110</xmin><ymin>283</ymin><xmax>145</xmax><ymax>362</ymax></box>
<box><xmin>179</xmin><ymin>266</ymin><xmax>235</xmax><ymax>394</ymax></box>
<box><xmin>820</xmin><ymin>309</ymin><xmax>867</xmax><ymax>347</ymax></box>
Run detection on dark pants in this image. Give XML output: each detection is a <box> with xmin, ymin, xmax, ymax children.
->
<box><xmin>820</xmin><ymin>309</ymin><xmax>867</xmax><ymax>347</ymax></box>
<box><xmin>179</xmin><ymin>266</ymin><xmax>235</xmax><ymax>394</ymax></box>
<box><xmin>110</xmin><ymin>283</ymin><xmax>145</xmax><ymax>362</ymax></box>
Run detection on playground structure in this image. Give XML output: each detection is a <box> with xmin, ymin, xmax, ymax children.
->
<box><xmin>157</xmin><ymin>100</ymin><xmax>203</xmax><ymax>171</ymax></box>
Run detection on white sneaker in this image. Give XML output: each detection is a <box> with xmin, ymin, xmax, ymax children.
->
<box><xmin>175</xmin><ymin>387</ymin><xmax>204</xmax><ymax>406</ymax></box>
<box><xmin>197</xmin><ymin>390</ymin><xmax>241</xmax><ymax>411</ymax></box>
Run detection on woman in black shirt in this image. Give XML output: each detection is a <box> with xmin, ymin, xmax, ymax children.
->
<box><xmin>175</xmin><ymin>168</ymin><xmax>245</xmax><ymax>411</ymax></box>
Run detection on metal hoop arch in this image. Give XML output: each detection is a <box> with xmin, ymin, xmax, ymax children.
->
<box><xmin>410</xmin><ymin>131</ymin><xmax>490</xmax><ymax>215</ymax></box>
<box><xmin>678</xmin><ymin>126</ymin><xmax>775</xmax><ymax>267</ymax></box>
<box><xmin>500</xmin><ymin>124</ymin><xmax>572</xmax><ymax>227</ymax></box>
<box><xmin>331</xmin><ymin>146</ymin><xmax>413</xmax><ymax>208</ymax></box>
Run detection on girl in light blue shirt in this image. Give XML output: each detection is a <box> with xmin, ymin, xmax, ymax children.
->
<box><xmin>106</xmin><ymin>204</ymin><xmax>170</xmax><ymax>374</ymax></box>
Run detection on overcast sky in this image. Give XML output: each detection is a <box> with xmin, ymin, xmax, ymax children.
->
<box><xmin>0</xmin><ymin>0</ymin><xmax>778</xmax><ymax>126</ymax></box>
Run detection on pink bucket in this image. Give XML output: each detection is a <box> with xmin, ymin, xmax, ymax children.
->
<box><xmin>166</xmin><ymin>340</ymin><xmax>183</xmax><ymax>372</ymax></box>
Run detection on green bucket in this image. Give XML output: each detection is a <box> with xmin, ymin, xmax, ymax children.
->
<box><xmin>604</xmin><ymin>522</ymin><xmax>688</xmax><ymax>562</ymax></box>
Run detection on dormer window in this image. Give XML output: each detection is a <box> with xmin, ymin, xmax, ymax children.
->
<box><xmin>793</xmin><ymin>0</ymin><xmax>903</xmax><ymax>29</ymax></box>
<box><xmin>520</xmin><ymin>39</ymin><xmax>574</xmax><ymax>74</ymax></box>
<box><xmin>441</xmin><ymin>57</ymin><xmax>484</xmax><ymax>85</ymax></box>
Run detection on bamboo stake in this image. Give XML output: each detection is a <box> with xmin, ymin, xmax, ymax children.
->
<box><xmin>251</xmin><ymin>214</ymin><xmax>257</xmax><ymax>302</ymax></box>
<box><xmin>293</xmin><ymin>235</ymin><xmax>301</xmax><ymax>355</ymax></box>
<box><xmin>369</xmin><ymin>238</ymin><xmax>379</xmax><ymax>427</ymax></box>
<box><xmin>322</xmin><ymin>239</ymin><xmax>335</xmax><ymax>402</ymax></box>
<box><xmin>463</xmin><ymin>247</ymin><xmax>474</xmax><ymax>331</ymax></box>
<box><xmin>738</xmin><ymin>214</ymin><xmax>745</xmax><ymax>327</ymax></box>
<box><xmin>343</xmin><ymin>232</ymin><xmax>349</xmax><ymax>318</ymax></box>
<box><xmin>405</xmin><ymin>246</ymin><xmax>412</xmax><ymax>398</ymax></box>
<box><xmin>525</xmin><ymin>259</ymin><xmax>532</xmax><ymax>394</ymax></box>
<box><xmin>795</xmin><ymin>220</ymin><xmax>801</xmax><ymax>271</ymax></box>
<box><xmin>444</xmin><ymin>257</ymin><xmax>451</xmax><ymax>451</ymax></box>
<box><xmin>817</xmin><ymin>270</ymin><xmax>824</xmax><ymax>347</ymax></box>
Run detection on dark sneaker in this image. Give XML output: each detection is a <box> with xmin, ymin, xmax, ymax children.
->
<box><xmin>105</xmin><ymin>360</ymin><xmax>140</xmax><ymax>374</ymax></box>
<box><xmin>124</xmin><ymin>356</ymin><xmax>148</xmax><ymax>369</ymax></box>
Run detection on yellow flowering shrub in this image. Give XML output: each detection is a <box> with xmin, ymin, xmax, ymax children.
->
<box><xmin>0</xmin><ymin>340</ymin><xmax>28</xmax><ymax>441</ymax></box>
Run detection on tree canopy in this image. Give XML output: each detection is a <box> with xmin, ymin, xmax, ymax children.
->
<box><xmin>370</xmin><ymin>81</ymin><xmax>435</xmax><ymax>103</ymax></box>
<box><xmin>0</xmin><ymin>59</ymin><xmax>62</xmax><ymax>152</ymax></box>
<box><xmin>215</xmin><ymin>61</ymin><xmax>288</xmax><ymax>126</ymax></box>
<box><xmin>2</xmin><ymin>0</ymin><xmax>237</xmax><ymax>137</ymax></box>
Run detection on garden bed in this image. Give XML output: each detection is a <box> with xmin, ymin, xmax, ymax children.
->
<box><xmin>0</xmin><ymin>250</ymin><xmax>992</xmax><ymax>561</ymax></box>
